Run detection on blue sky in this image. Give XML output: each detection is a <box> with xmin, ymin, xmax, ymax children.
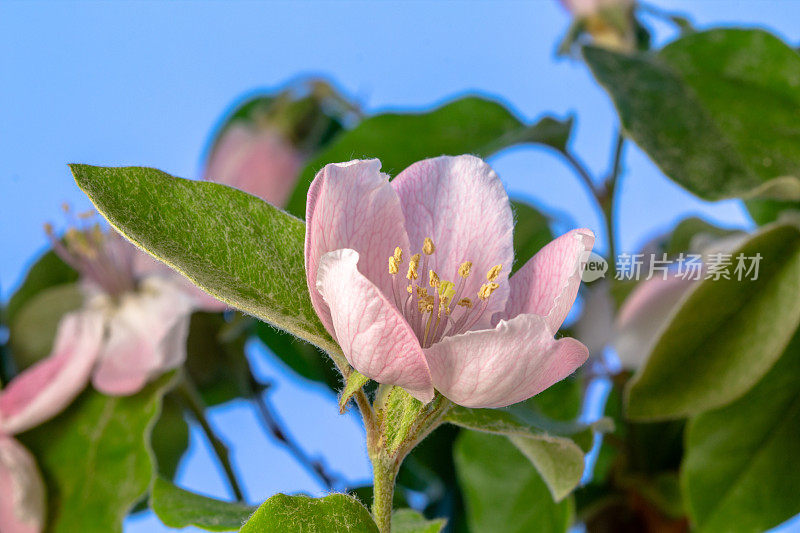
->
<box><xmin>2</xmin><ymin>1</ymin><xmax>799</xmax><ymax>531</ymax></box>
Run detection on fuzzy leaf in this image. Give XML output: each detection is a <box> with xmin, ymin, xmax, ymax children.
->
<box><xmin>239</xmin><ymin>493</ymin><xmax>378</xmax><ymax>532</ymax></box>
<box><xmin>150</xmin><ymin>477</ymin><xmax>256</xmax><ymax>531</ymax></box>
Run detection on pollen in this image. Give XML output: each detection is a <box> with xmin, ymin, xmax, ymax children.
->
<box><xmin>457</xmin><ymin>297</ymin><xmax>473</xmax><ymax>309</ymax></box>
<box><xmin>478</xmin><ymin>282</ymin><xmax>500</xmax><ymax>300</ymax></box>
<box><xmin>406</xmin><ymin>253</ymin><xmax>421</xmax><ymax>280</ymax></box>
<box><xmin>393</xmin><ymin>247</ymin><xmax>403</xmax><ymax>263</ymax></box>
<box><xmin>458</xmin><ymin>261</ymin><xmax>472</xmax><ymax>278</ymax></box>
<box><xmin>486</xmin><ymin>264</ymin><xmax>503</xmax><ymax>282</ymax></box>
<box><xmin>388</xmin><ymin>256</ymin><xmax>399</xmax><ymax>275</ymax></box>
<box><xmin>423</xmin><ymin>237</ymin><xmax>435</xmax><ymax>255</ymax></box>
<box><xmin>429</xmin><ymin>270</ymin><xmax>440</xmax><ymax>288</ymax></box>
<box><xmin>438</xmin><ymin>280</ymin><xmax>456</xmax><ymax>306</ymax></box>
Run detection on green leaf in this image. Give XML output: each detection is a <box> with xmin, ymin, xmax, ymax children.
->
<box><xmin>444</xmin><ymin>393</ymin><xmax>604</xmax><ymax>501</ymax></box>
<box><xmin>18</xmin><ymin>374</ymin><xmax>176</xmax><ymax>533</ymax></box>
<box><xmin>6</xmin><ymin>249</ymin><xmax>78</xmax><ymax>323</ymax></box>
<box><xmin>391</xmin><ymin>509</ymin><xmax>446</xmax><ymax>533</ymax></box>
<box><xmin>70</xmin><ymin>165</ymin><xmax>346</xmax><ymax>369</ymax></box>
<box><xmin>150</xmin><ymin>477</ymin><xmax>256</xmax><ymax>531</ymax></box>
<box><xmin>149</xmin><ymin>394</ymin><xmax>189</xmax><ymax>481</ymax></box>
<box><xmin>625</xmin><ymin>222</ymin><xmax>800</xmax><ymax>420</ymax></box>
<box><xmin>681</xmin><ymin>327</ymin><xmax>800</xmax><ymax>532</ymax></box>
<box><xmin>510</xmin><ymin>199</ymin><xmax>553</xmax><ymax>275</ymax></box>
<box><xmin>286</xmin><ymin>96</ymin><xmax>573</xmax><ymax>217</ymax></box>
<box><xmin>239</xmin><ymin>493</ymin><xmax>378</xmax><ymax>532</ymax></box>
<box><xmin>665</xmin><ymin>216</ymin><xmax>740</xmax><ymax>257</ymax></box>
<box><xmin>339</xmin><ymin>369</ymin><xmax>370</xmax><ymax>413</ymax></box>
<box><xmin>584</xmin><ymin>29</ymin><xmax>800</xmax><ymax>202</ymax></box>
<box><xmin>379</xmin><ymin>387</ymin><xmax>446</xmax><ymax>457</ymax></box>
<box><xmin>254</xmin><ymin>321</ymin><xmax>342</xmax><ymax>391</ymax></box>
<box><xmin>454</xmin><ymin>431</ymin><xmax>573</xmax><ymax>533</ymax></box>
<box><xmin>8</xmin><ymin>283</ymin><xmax>83</xmax><ymax>369</ymax></box>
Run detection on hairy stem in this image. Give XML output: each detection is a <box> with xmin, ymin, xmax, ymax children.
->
<box><xmin>371</xmin><ymin>453</ymin><xmax>400</xmax><ymax>533</ymax></box>
<box><xmin>177</xmin><ymin>377</ymin><xmax>245</xmax><ymax>502</ymax></box>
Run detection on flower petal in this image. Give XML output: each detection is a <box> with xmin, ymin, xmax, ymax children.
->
<box><xmin>0</xmin><ymin>437</ymin><xmax>45</xmax><ymax>533</ymax></box>
<box><xmin>92</xmin><ymin>276</ymin><xmax>194</xmax><ymax>396</ymax></box>
<box><xmin>505</xmin><ymin>229</ymin><xmax>595</xmax><ymax>331</ymax></box>
<box><xmin>205</xmin><ymin>125</ymin><xmax>304</xmax><ymax>207</ymax></box>
<box><xmin>391</xmin><ymin>155</ymin><xmax>514</xmax><ymax>324</ymax></box>
<box><xmin>0</xmin><ymin>311</ymin><xmax>103</xmax><ymax>436</ymax></box>
<box><xmin>425</xmin><ymin>313</ymin><xmax>588</xmax><ymax>408</ymax></box>
<box><xmin>305</xmin><ymin>160</ymin><xmax>411</xmax><ymax>336</ymax></box>
<box><xmin>614</xmin><ymin>274</ymin><xmax>697</xmax><ymax>370</ymax></box>
<box><xmin>316</xmin><ymin>249</ymin><xmax>434</xmax><ymax>403</ymax></box>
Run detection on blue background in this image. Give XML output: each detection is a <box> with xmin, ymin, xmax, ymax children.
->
<box><xmin>2</xmin><ymin>1</ymin><xmax>799</xmax><ymax>531</ymax></box>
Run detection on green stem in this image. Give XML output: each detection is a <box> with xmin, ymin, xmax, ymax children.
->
<box><xmin>371</xmin><ymin>453</ymin><xmax>400</xmax><ymax>533</ymax></box>
<box><xmin>602</xmin><ymin>131</ymin><xmax>625</xmax><ymax>280</ymax></box>
<box><xmin>177</xmin><ymin>377</ymin><xmax>245</xmax><ymax>502</ymax></box>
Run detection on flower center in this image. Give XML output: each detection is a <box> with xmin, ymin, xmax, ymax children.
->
<box><xmin>388</xmin><ymin>237</ymin><xmax>502</xmax><ymax>348</ymax></box>
<box><xmin>46</xmin><ymin>206</ymin><xmax>137</xmax><ymax>297</ymax></box>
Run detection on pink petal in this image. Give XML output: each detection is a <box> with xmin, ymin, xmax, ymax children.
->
<box><xmin>391</xmin><ymin>156</ymin><xmax>514</xmax><ymax>325</ymax></box>
<box><xmin>92</xmin><ymin>277</ymin><xmax>194</xmax><ymax>396</ymax></box>
<box><xmin>305</xmin><ymin>160</ymin><xmax>411</xmax><ymax>337</ymax></box>
<box><xmin>205</xmin><ymin>124</ymin><xmax>304</xmax><ymax>207</ymax></box>
<box><xmin>614</xmin><ymin>274</ymin><xmax>697</xmax><ymax>370</ymax></box>
<box><xmin>424</xmin><ymin>313</ymin><xmax>588</xmax><ymax>408</ymax></box>
<box><xmin>316</xmin><ymin>249</ymin><xmax>434</xmax><ymax>403</ymax></box>
<box><xmin>0</xmin><ymin>437</ymin><xmax>45</xmax><ymax>533</ymax></box>
<box><xmin>505</xmin><ymin>229</ymin><xmax>595</xmax><ymax>331</ymax></box>
<box><xmin>0</xmin><ymin>311</ymin><xmax>103</xmax><ymax>436</ymax></box>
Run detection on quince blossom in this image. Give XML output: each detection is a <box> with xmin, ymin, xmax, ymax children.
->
<box><xmin>305</xmin><ymin>155</ymin><xmax>594</xmax><ymax>408</ymax></box>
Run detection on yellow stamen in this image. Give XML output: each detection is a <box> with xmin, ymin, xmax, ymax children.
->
<box><xmin>438</xmin><ymin>281</ymin><xmax>456</xmax><ymax>307</ymax></box>
<box><xmin>406</xmin><ymin>253</ymin><xmax>421</xmax><ymax>280</ymax></box>
<box><xmin>458</xmin><ymin>261</ymin><xmax>473</xmax><ymax>278</ymax></box>
<box><xmin>478</xmin><ymin>282</ymin><xmax>500</xmax><ymax>300</ymax></box>
<box><xmin>457</xmin><ymin>298</ymin><xmax>473</xmax><ymax>309</ymax></box>
<box><xmin>393</xmin><ymin>247</ymin><xmax>403</xmax><ymax>263</ymax></box>
<box><xmin>423</xmin><ymin>237</ymin><xmax>435</xmax><ymax>255</ymax></box>
<box><xmin>388</xmin><ymin>256</ymin><xmax>399</xmax><ymax>275</ymax></box>
<box><xmin>486</xmin><ymin>264</ymin><xmax>503</xmax><ymax>282</ymax></box>
<box><xmin>429</xmin><ymin>270</ymin><xmax>440</xmax><ymax>288</ymax></box>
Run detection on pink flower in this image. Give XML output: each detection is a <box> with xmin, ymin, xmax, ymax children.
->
<box><xmin>205</xmin><ymin>124</ymin><xmax>304</xmax><ymax>207</ymax></box>
<box><xmin>0</xmin><ymin>313</ymin><xmax>104</xmax><ymax>533</ymax></box>
<box><xmin>46</xmin><ymin>223</ymin><xmax>225</xmax><ymax>396</ymax></box>
<box><xmin>305</xmin><ymin>155</ymin><xmax>594</xmax><ymax>408</ymax></box>
<box><xmin>560</xmin><ymin>0</ymin><xmax>633</xmax><ymax>18</ymax></box>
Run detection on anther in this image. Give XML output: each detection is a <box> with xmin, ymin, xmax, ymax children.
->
<box><xmin>423</xmin><ymin>237</ymin><xmax>435</xmax><ymax>255</ymax></box>
<box><xmin>388</xmin><ymin>256</ymin><xmax>399</xmax><ymax>275</ymax></box>
<box><xmin>429</xmin><ymin>270</ymin><xmax>440</xmax><ymax>288</ymax></box>
<box><xmin>458</xmin><ymin>261</ymin><xmax>473</xmax><ymax>278</ymax></box>
<box><xmin>406</xmin><ymin>254</ymin><xmax>421</xmax><ymax>280</ymax></box>
<box><xmin>393</xmin><ymin>247</ymin><xmax>403</xmax><ymax>263</ymax></box>
<box><xmin>478</xmin><ymin>282</ymin><xmax>500</xmax><ymax>300</ymax></box>
<box><xmin>457</xmin><ymin>298</ymin><xmax>473</xmax><ymax>309</ymax></box>
<box><xmin>486</xmin><ymin>264</ymin><xmax>503</xmax><ymax>282</ymax></box>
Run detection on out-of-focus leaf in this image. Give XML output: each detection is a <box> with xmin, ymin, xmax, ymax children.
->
<box><xmin>8</xmin><ymin>283</ymin><xmax>83</xmax><ymax>369</ymax></box>
<box><xmin>681</xmin><ymin>328</ymin><xmax>800</xmax><ymax>533</ymax></box>
<box><xmin>584</xmin><ymin>29</ymin><xmax>800</xmax><ymax>202</ymax></box>
<box><xmin>339</xmin><ymin>369</ymin><xmax>369</xmax><ymax>413</ymax></box>
<box><xmin>149</xmin><ymin>394</ymin><xmax>189</xmax><ymax>481</ymax></box>
<box><xmin>184</xmin><ymin>312</ymin><xmax>249</xmax><ymax>406</ymax></box>
<box><xmin>625</xmin><ymin>222</ymin><xmax>800</xmax><ymax>420</ymax></box>
<box><xmin>510</xmin><ymin>199</ymin><xmax>553</xmax><ymax>274</ymax></box>
<box><xmin>150</xmin><ymin>477</ymin><xmax>256</xmax><ymax>532</ymax></box>
<box><xmin>70</xmin><ymin>165</ymin><xmax>346</xmax><ymax>370</ymax></box>
<box><xmin>454</xmin><ymin>431</ymin><xmax>573</xmax><ymax>533</ymax></box>
<box><xmin>392</xmin><ymin>509</ymin><xmax>446</xmax><ymax>533</ymax></box>
<box><xmin>746</xmin><ymin>198</ymin><xmax>800</xmax><ymax>226</ymax></box>
<box><xmin>665</xmin><ymin>216</ymin><xmax>740</xmax><ymax>257</ymax></box>
<box><xmin>19</xmin><ymin>374</ymin><xmax>176</xmax><ymax>533</ymax></box>
<box><xmin>239</xmin><ymin>493</ymin><xmax>378</xmax><ymax>532</ymax></box>
<box><xmin>6</xmin><ymin>249</ymin><xmax>78</xmax><ymax>322</ymax></box>
<box><xmin>286</xmin><ymin>97</ymin><xmax>574</xmax><ymax>217</ymax></box>
<box><xmin>255</xmin><ymin>321</ymin><xmax>341</xmax><ymax>391</ymax></box>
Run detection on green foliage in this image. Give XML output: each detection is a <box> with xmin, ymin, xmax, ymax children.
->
<box><xmin>339</xmin><ymin>369</ymin><xmax>370</xmax><ymax>413</ymax></box>
<box><xmin>150</xmin><ymin>477</ymin><xmax>256</xmax><ymax>531</ymax></box>
<box><xmin>70</xmin><ymin>165</ymin><xmax>347</xmax><ymax>370</ymax></box>
<box><xmin>285</xmin><ymin>96</ymin><xmax>573</xmax><ymax>217</ymax></box>
<box><xmin>391</xmin><ymin>509</ymin><xmax>446</xmax><ymax>533</ymax></box>
<box><xmin>454</xmin><ymin>431</ymin><xmax>573</xmax><ymax>533</ymax></box>
<box><xmin>681</xmin><ymin>328</ymin><xmax>800</xmax><ymax>533</ymax></box>
<box><xmin>625</xmin><ymin>222</ymin><xmax>800</xmax><ymax>420</ymax></box>
<box><xmin>510</xmin><ymin>199</ymin><xmax>553</xmax><ymax>274</ymax></box>
<box><xmin>6</xmin><ymin>249</ymin><xmax>78</xmax><ymax>323</ymax></box>
<box><xmin>8</xmin><ymin>283</ymin><xmax>83</xmax><ymax>369</ymax></box>
<box><xmin>584</xmin><ymin>29</ymin><xmax>800</xmax><ymax>203</ymax></box>
<box><xmin>19</xmin><ymin>374</ymin><xmax>176</xmax><ymax>533</ymax></box>
<box><xmin>239</xmin><ymin>493</ymin><xmax>378</xmax><ymax>532</ymax></box>
<box><xmin>149</xmin><ymin>394</ymin><xmax>189</xmax><ymax>481</ymax></box>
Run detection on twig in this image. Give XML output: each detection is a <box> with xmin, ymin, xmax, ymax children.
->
<box><xmin>246</xmin><ymin>373</ymin><xmax>339</xmax><ymax>490</ymax></box>
<box><xmin>176</xmin><ymin>378</ymin><xmax>245</xmax><ymax>502</ymax></box>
